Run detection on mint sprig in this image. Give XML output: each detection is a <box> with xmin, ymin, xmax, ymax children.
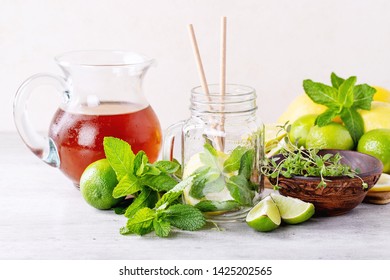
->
<box><xmin>120</xmin><ymin>176</ymin><xmax>206</xmax><ymax>237</ymax></box>
<box><xmin>103</xmin><ymin>137</ymin><xmax>205</xmax><ymax>237</ymax></box>
<box><xmin>104</xmin><ymin>137</ymin><xmax>179</xmax><ymax>198</ymax></box>
<box><xmin>303</xmin><ymin>72</ymin><xmax>376</xmax><ymax>144</ymax></box>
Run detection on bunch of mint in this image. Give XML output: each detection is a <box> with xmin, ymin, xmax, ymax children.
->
<box><xmin>303</xmin><ymin>72</ymin><xmax>376</xmax><ymax>144</ymax></box>
<box><xmin>103</xmin><ymin>137</ymin><xmax>205</xmax><ymax>237</ymax></box>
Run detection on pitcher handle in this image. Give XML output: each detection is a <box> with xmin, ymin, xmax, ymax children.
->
<box><xmin>162</xmin><ymin>120</ymin><xmax>185</xmax><ymax>162</ymax></box>
<box><xmin>13</xmin><ymin>73</ymin><xmax>70</xmax><ymax>167</ymax></box>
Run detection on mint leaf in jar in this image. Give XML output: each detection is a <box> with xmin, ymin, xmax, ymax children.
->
<box><xmin>223</xmin><ymin>146</ymin><xmax>249</xmax><ymax>173</ymax></box>
<box><xmin>183</xmin><ymin>144</ymin><xmax>257</xmax><ymax>210</ymax></box>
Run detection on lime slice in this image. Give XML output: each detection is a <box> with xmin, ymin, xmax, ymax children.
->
<box><xmin>246</xmin><ymin>196</ymin><xmax>281</xmax><ymax>232</ymax></box>
<box><xmin>270</xmin><ymin>193</ymin><xmax>315</xmax><ymax>224</ymax></box>
<box><xmin>370</xmin><ymin>173</ymin><xmax>390</xmax><ymax>192</ymax></box>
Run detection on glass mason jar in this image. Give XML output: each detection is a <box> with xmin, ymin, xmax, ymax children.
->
<box><xmin>163</xmin><ymin>84</ymin><xmax>264</xmax><ymax>221</ymax></box>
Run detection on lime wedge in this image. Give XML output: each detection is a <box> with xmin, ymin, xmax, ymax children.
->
<box><xmin>270</xmin><ymin>193</ymin><xmax>315</xmax><ymax>224</ymax></box>
<box><xmin>246</xmin><ymin>196</ymin><xmax>281</xmax><ymax>232</ymax></box>
<box><xmin>370</xmin><ymin>173</ymin><xmax>390</xmax><ymax>192</ymax></box>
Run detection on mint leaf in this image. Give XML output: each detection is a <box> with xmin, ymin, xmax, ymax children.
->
<box><xmin>330</xmin><ymin>72</ymin><xmax>345</xmax><ymax>89</ymax></box>
<box><xmin>338</xmin><ymin>76</ymin><xmax>356</xmax><ymax>108</ymax></box>
<box><xmin>353</xmin><ymin>84</ymin><xmax>376</xmax><ymax>110</ymax></box>
<box><xmin>153</xmin><ymin>218</ymin><xmax>171</xmax><ymax>237</ymax></box>
<box><xmin>114</xmin><ymin>206</ymin><xmax>127</xmax><ymax>215</ymax></box>
<box><xmin>303</xmin><ymin>73</ymin><xmax>376</xmax><ymax>144</ymax></box>
<box><xmin>200</xmin><ymin>143</ymin><xmax>221</xmax><ymax>170</ymax></box>
<box><xmin>133</xmin><ymin>151</ymin><xmax>148</xmax><ymax>176</ymax></box>
<box><xmin>142</xmin><ymin>164</ymin><xmax>161</xmax><ymax>176</ymax></box>
<box><xmin>189</xmin><ymin>167</ymin><xmax>225</xmax><ymax>199</ymax></box>
<box><xmin>303</xmin><ymin>80</ymin><xmax>338</xmax><ymax>107</ymax></box>
<box><xmin>113</xmin><ymin>199</ymin><xmax>133</xmax><ymax>215</ymax></box>
<box><xmin>112</xmin><ymin>174</ymin><xmax>141</xmax><ymax>198</ymax></box>
<box><xmin>124</xmin><ymin>187</ymin><xmax>158</xmax><ymax>218</ymax></box>
<box><xmin>340</xmin><ymin>108</ymin><xmax>364</xmax><ymax>145</ymax></box>
<box><xmin>203</xmin><ymin>142</ymin><xmax>218</xmax><ymax>157</ymax></box>
<box><xmin>120</xmin><ymin>226</ymin><xmax>132</xmax><ymax>235</ymax></box>
<box><xmin>104</xmin><ymin>137</ymin><xmax>135</xmax><ymax>180</ymax></box>
<box><xmin>123</xmin><ymin>207</ymin><xmax>155</xmax><ymax>236</ymax></box>
<box><xmin>239</xmin><ymin>149</ymin><xmax>255</xmax><ymax>179</ymax></box>
<box><xmin>315</xmin><ymin>108</ymin><xmax>340</xmax><ymax>126</ymax></box>
<box><xmin>165</xmin><ymin>204</ymin><xmax>206</xmax><ymax>231</ymax></box>
<box><xmin>155</xmin><ymin>176</ymin><xmax>194</xmax><ymax>209</ymax></box>
<box><xmin>202</xmin><ymin>174</ymin><xmax>226</xmax><ymax>195</ymax></box>
<box><xmin>226</xmin><ymin>175</ymin><xmax>253</xmax><ymax>206</ymax></box>
<box><xmin>195</xmin><ymin>200</ymin><xmax>240</xmax><ymax>212</ymax></box>
<box><xmin>141</xmin><ymin>173</ymin><xmax>178</xmax><ymax>192</ymax></box>
<box><xmin>189</xmin><ymin>166</ymin><xmax>211</xmax><ymax>199</ymax></box>
<box><xmin>154</xmin><ymin>161</ymin><xmax>180</xmax><ymax>174</ymax></box>
<box><xmin>223</xmin><ymin>146</ymin><xmax>248</xmax><ymax>173</ymax></box>
<box><xmin>172</xmin><ymin>158</ymin><xmax>183</xmax><ymax>179</ymax></box>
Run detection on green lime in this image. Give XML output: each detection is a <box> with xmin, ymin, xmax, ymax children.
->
<box><xmin>306</xmin><ymin>122</ymin><xmax>354</xmax><ymax>150</ymax></box>
<box><xmin>270</xmin><ymin>193</ymin><xmax>315</xmax><ymax>224</ymax></box>
<box><xmin>357</xmin><ymin>129</ymin><xmax>390</xmax><ymax>173</ymax></box>
<box><xmin>80</xmin><ymin>158</ymin><xmax>121</xmax><ymax>210</ymax></box>
<box><xmin>289</xmin><ymin>114</ymin><xmax>317</xmax><ymax>147</ymax></box>
<box><xmin>246</xmin><ymin>196</ymin><xmax>281</xmax><ymax>232</ymax></box>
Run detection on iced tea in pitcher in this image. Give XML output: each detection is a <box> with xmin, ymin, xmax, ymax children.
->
<box><xmin>49</xmin><ymin>102</ymin><xmax>161</xmax><ymax>185</ymax></box>
<box><xmin>14</xmin><ymin>50</ymin><xmax>162</xmax><ymax>187</ymax></box>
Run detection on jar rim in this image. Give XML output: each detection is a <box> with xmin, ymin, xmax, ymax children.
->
<box><xmin>191</xmin><ymin>84</ymin><xmax>255</xmax><ymax>97</ymax></box>
<box><xmin>190</xmin><ymin>84</ymin><xmax>257</xmax><ymax>114</ymax></box>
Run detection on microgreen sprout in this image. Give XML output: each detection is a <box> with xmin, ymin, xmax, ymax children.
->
<box><xmin>261</xmin><ymin>122</ymin><xmax>368</xmax><ymax>189</ymax></box>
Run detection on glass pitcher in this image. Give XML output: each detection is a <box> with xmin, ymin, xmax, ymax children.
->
<box><xmin>14</xmin><ymin>50</ymin><xmax>162</xmax><ymax>186</ymax></box>
<box><xmin>163</xmin><ymin>84</ymin><xmax>265</xmax><ymax>221</ymax></box>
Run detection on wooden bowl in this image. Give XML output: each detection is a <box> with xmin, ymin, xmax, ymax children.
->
<box><xmin>267</xmin><ymin>149</ymin><xmax>383</xmax><ymax>216</ymax></box>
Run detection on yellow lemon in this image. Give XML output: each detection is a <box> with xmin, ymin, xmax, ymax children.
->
<box><xmin>278</xmin><ymin>94</ymin><xmax>342</xmax><ymax>124</ymax></box>
<box><xmin>359</xmin><ymin>101</ymin><xmax>390</xmax><ymax>132</ymax></box>
<box><xmin>369</xmin><ymin>173</ymin><xmax>390</xmax><ymax>192</ymax></box>
<box><xmin>277</xmin><ymin>95</ymin><xmax>326</xmax><ymax>124</ymax></box>
<box><xmin>373</xmin><ymin>86</ymin><xmax>390</xmax><ymax>103</ymax></box>
<box><xmin>277</xmin><ymin>85</ymin><xmax>389</xmax><ymax>126</ymax></box>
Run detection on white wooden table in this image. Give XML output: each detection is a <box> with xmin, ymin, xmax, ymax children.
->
<box><xmin>1</xmin><ymin>133</ymin><xmax>390</xmax><ymax>260</ymax></box>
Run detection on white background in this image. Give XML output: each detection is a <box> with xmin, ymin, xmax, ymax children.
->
<box><xmin>2</xmin><ymin>0</ymin><xmax>390</xmax><ymax>132</ymax></box>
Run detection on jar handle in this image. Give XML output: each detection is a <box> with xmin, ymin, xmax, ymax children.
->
<box><xmin>13</xmin><ymin>73</ymin><xmax>70</xmax><ymax>168</ymax></box>
<box><xmin>162</xmin><ymin>120</ymin><xmax>185</xmax><ymax>162</ymax></box>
